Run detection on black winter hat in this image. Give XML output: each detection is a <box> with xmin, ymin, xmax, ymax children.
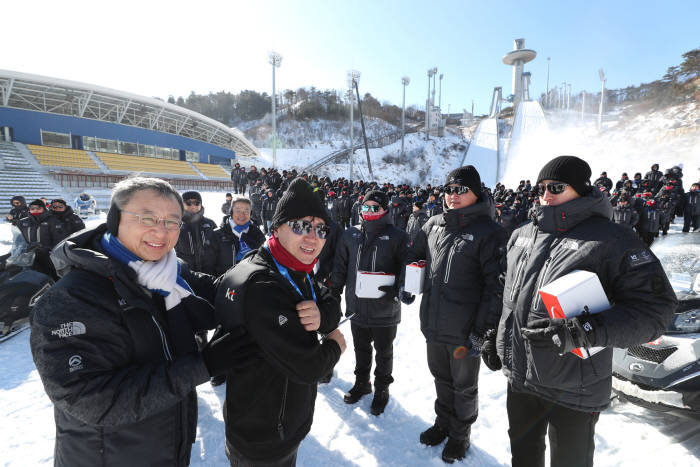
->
<box><xmin>536</xmin><ymin>155</ymin><xmax>592</xmax><ymax>196</ymax></box>
<box><xmin>271</xmin><ymin>178</ymin><xmax>330</xmax><ymax>229</ymax></box>
<box><xmin>414</xmin><ymin>200</ymin><xmax>424</xmax><ymax>210</ymax></box>
<box><xmin>29</xmin><ymin>199</ymin><xmax>45</xmax><ymax>209</ymax></box>
<box><xmin>182</xmin><ymin>191</ymin><xmax>202</xmax><ymax>202</ymax></box>
<box><xmin>363</xmin><ymin>190</ymin><xmax>389</xmax><ymax>210</ymax></box>
<box><xmin>445</xmin><ymin>165</ymin><xmax>482</xmax><ymax>193</ymax></box>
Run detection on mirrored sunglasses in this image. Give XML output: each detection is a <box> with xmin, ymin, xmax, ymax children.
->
<box><xmin>286</xmin><ymin>220</ymin><xmax>330</xmax><ymax>239</ymax></box>
<box><xmin>443</xmin><ymin>185</ymin><xmax>470</xmax><ymax>195</ymax></box>
<box><xmin>536</xmin><ymin>182</ymin><xmax>569</xmax><ymax>196</ymax></box>
<box><xmin>361</xmin><ymin>204</ymin><xmax>381</xmax><ymax>213</ymax></box>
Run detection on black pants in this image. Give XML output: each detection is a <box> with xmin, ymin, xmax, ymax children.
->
<box><xmin>507</xmin><ymin>385</ymin><xmax>599</xmax><ymax>467</ymax></box>
<box><xmin>226</xmin><ymin>441</ymin><xmax>298</xmax><ymax>467</ymax></box>
<box><xmin>427</xmin><ymin>342</ymin><xmax>480</xmax><ymax>440</ymax></box>
<box><xmin>683</xmin><ymin>214</ymin><xmax>699</xmax><ymax>232</ymax></box>
<box><xmin>351</xmin><ymin>323</ymin><xmax>397</xmax><ymax>389</ymax></box>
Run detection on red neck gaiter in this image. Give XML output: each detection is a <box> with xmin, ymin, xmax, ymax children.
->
<box><xmin>267</xmin><ymin>234</ymin><xmax>317</xmax><ymax>273</ymax></box>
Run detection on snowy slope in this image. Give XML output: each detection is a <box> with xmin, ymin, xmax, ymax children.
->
<box><xmin>1</xmin><ymin>198</ymin><xmax>699</xmax><ymax>466</ymax></box>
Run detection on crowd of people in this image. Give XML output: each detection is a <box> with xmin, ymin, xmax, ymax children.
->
<box><xmin>4</xmin><ymin>156</ymin><xmax>696</xmax><ymax>466</ymax></box>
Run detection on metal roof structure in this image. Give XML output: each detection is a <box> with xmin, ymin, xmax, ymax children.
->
<box><xmin>0</xmin><ymin>69</ymin><xmax>260</xmax><ymax>158</ymax></box>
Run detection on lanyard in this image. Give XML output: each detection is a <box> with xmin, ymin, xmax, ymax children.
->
<box><xmin>266</xmin><ymin>247</ymin><xmax>317</xmax><ymax>303</ymax></box>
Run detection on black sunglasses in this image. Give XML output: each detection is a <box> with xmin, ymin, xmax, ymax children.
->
<box><xmin>361</xmin><ymin>204</ymin><xmax>381</xmax><ymax>213</ymax></box>
<box><xmin>286</xmin><ymin>220</ymin><xmax>330</xmax><ymax>239</ymax></box>
<box><xmin>184</xmin><ymin>200</ymin><xmax>201</xmax><ymax>206</ymax></box>
<box><xmin>443</xmin><ymin>186</ymin><xmax>471</xmax><ymax>195</ymax></box>
<box><xmin>536</xmin><ymin>182</ymin><xmax>569</xmax><ymax>196</ymax></box>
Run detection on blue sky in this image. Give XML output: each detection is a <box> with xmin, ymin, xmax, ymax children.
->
<box><xmin>3</xmin><ymin>0</ymin><xmax>698</xmax><ymax>116</ymax></box>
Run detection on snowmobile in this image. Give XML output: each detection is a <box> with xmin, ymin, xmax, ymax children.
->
<box><xmin>0</xmin><ymin>228</ymin><xmax>53</xmax><ymax>342</ymax></box>
<box><xmin>74</xmin><ymin>192</ymin><xmax>96</xmax><ymax>219</ymax></box>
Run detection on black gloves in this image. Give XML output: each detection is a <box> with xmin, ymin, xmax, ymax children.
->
<box><xmin>201</xmin><ymin>326</ymin><xmax>259</xmax><ymax>377</ymax></box>
<box><xmin>481</xmin><ymin>329</ymin><xmax>502</xmax><ymax>371</ymax></box>
<box><xmin>521</xmin><ymin>316</ymin><xmax>596</xmax><ymax>355</ymax></box>
<box><xmin>467</xmin><ymin>332</ymin><xmax>485</xmax><ymax>356</ymax></box>
<box><xmin>378</xmin><ymin>284</ymin><xmax>399</xmax><ymax>303</ymax></box>
<box><xmin>400</xmin><ymin>290</ymin><xmax>415</xmax><ymax>305</ymax></box>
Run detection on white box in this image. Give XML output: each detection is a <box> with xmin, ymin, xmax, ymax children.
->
<box><xmin>538</xmin><ymin>270</ymin><xmax>610</xmax><ymax>359</ymax></box>
<box><xmin>404</xmin><ymin>261</ymin><xmax>427</xmax><ymax>295</ymax></box>
<box><xmin>355</xmin><ymin>271</ymin><xmax>395</xmax><ymax>299</ymax></box>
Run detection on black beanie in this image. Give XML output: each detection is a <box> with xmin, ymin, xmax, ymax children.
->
<box><xmin>271</xmin><ymin>178</ymin><xmax>330</xmax><ymax>229</ymax></box>
<box><xmin>445</xmin><ymin>165</ymin><xmax>482</xmax><ymax>193</ymax></box>
<box><xmin>29</xmin><ymin>199</ymin><xmax>45</xmax><ymax>209</ymax></box>
<box><xmin>363</xmin><ymin>190</ymin><xmax>389</xmax><ymax>210</ymax></box>
<box><xmin>182</xmin><ymin>191</ymin><xmax>202</xmax><ymax>203</ymax></box>
<box><xmin>414</xmin><ymin>200</ymin><xmax>424</xmax><ymax>210</ymax></box>
<box><xmin>536</xmin><ymin>155</ymin><xmax>592</xmax><ymax>196</ymax></box>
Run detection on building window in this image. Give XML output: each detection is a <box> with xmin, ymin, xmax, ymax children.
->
<box><xmin>185</xmin><ymin>151</ymin><xmax>199</xmax><ymax>163</ymax></box>
<box><xmin>41</xmin><ymin>130</ymin><xmax>71</xmax><ymax>148</ymax></box>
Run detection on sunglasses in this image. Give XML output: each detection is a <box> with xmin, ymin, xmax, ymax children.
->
<box><xmin>286</xmin><ymin>220</ymin><xmax>330</xmax><ymax>239</ymax></box>
<box><xmin>52</xmin><ymin>204</ymin><xmax>66</xmax><ymax>209</ymax></box>
<box><xmin>184</xmin><ymin>200</ymin><xmax>201</xmax><ymax>206</ymax></box>
<box><xmin>536</xmin><ymin>182</ymin><xmax>569</xmax><ymax>196</ymax></box>
<box><xmin>443</xmin><ymin>186</ymin><xmax>471</xmax><ymax>195</ymax></box>
<box><xmin>361</xmin><ymin>204</ymin><xmax>381</xmax><ymax>213</ymax></box>
<box><xmin>122</xmin><ymin>210</ymin><xmax>183</xmax><ymax>231</ymax></box>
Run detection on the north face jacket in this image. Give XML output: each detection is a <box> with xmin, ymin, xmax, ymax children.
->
<box><xmin>496</xmin><ymin>190</ymin><xmax>676</xmax><ymax>412</ymax></box>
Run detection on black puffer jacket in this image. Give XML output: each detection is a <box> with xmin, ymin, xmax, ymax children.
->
<box><xmin>215</xmin><ymin>220</ymin><xmax>266</xmax><ymax>275</ymax></box>
<box><xmin>496</xmin><ymin>191</ymin><xmax>676</xmax><ymax>412</ymax></box>
<box><xmin>175</xmin><ymin>208</ymin><xmax>219</xmax><ymax>274</ymax></box>
<box><xmin>409</xmin><ymin>196</ymin><xmax>507</xmax><ymax>345</ymax></box>
<box><xmin>30</xmin><ymin>224</ymin><xmax>216</xmax><ymax>467</ymax></box>
<box><xmin>611</xmin><ymin>204</ymin><xmax>639</xmax><ymax>228</ymax></box>
<box><xmin>7</xmin><ymin>195</ymin><xmax>28</xmax><ymax>226</ymax></box>
<box><xmin>50</xmin><ymin>206</ymin><xmax>86</xmax><ymax>242</ymax></box>
<box><xmin>331</xmin><ymin>213</ymin><xmax>409</xmax><ymax>327</ymax></box>
<box><xmin>405</xmin><ymin>208</ymin><xmax>429</xmax><ymax>245</ymax></box>
<box><xmin>215</xmin><ymin>247</ymin><xmax>341</xmax><ymax>462</ymax></box>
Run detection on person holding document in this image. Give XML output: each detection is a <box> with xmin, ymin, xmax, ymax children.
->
<box><xmin>331</xmin><ymin>190</ymin><xmax>412</xmax><ymax>415</ymax></box>
<box><xmin>491</xmin><ymin>155</ymin><xmax>677</xmax><ymax>467</ymax></box>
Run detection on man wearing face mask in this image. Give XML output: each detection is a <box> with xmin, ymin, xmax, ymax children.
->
<box><xmin>493</xmin><ymin>155</ymin><xmax>676</xmax><ymax>467</ymax></box>
<box><xmin>49</xmin><ymin>198</ymin><xmax>85</xmax><ymax>242</ymax></box>
<box><xmin>331</xmin><ymin>190</ymin><xmax>412</xmax><ymax>416</ymax></box>
<box><xmin>408</xmin><ymin>166</ymin><xmax>507</xmax><ymax>463</ymax></box>
<box><xmin>17</xmin><ymin>199</ymin><xmax>62</xmax><ymax>278</ymax></box>
<box><xmin>175</xmin><ymin>191</ymin><xmax>219</xmax><ymax>276</ymax></box>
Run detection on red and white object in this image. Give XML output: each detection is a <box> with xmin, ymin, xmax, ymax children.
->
<box><xmin>355</xmin><ymin>271</ymin><xmax>396</xmax><ymax>299</ymax></box>
<box><xmin>404</xmin><ymin>261</ymin><xmax>427</xmax><ymax>295</ymax></box>
<box><xmin>538</xmin><ymin>270</ymin><xmax>610</xmax><ymax>359</ymax></box>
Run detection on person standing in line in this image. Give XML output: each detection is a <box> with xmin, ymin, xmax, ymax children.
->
<box><xmin>408</xmin><ymin>166</ymin><xmax>507</xmax><ymax>463</ymax></box>
<box><xmin>487</xmin><ymin>155</ymin><xmax>676</xmax><ymax>467</ymax></box>
<box><xmin>48</xmin><ymin>198</ymin><xmax>85</xmax><ymax>242</ymax></box>
<box><xmin>215</xmin><ymin>196</ymin><xmax>266</xmax><ymax>275</ymax></box>
<box><xmin>682</xmin><ymin>182</ymin><xmax>700</xmax><ymax>232</ymax></box>
<box><xmin>331</xmin><ymin>190</ymin><xmax>413</xmax><ymax>415</ymax></box>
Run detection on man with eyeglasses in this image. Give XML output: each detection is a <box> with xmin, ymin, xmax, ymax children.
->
<box><xmin>331</xmin><ymin>190</ymin><xmax>413</xmax><ymax>416</ymax></box>
<box><xmin>215</xmin><ymin>178</ymin><xmax>346</xmax><ymax>466</ymax></box>
<box><xmin>49</xmin><ymin>198</ymin><xmax>85</xmax><ymax>242</ymax></box>
<box><xmin>6</xmin><ymin>195</ymin><xmax>28</xmax><ymax>226</ymax></box>
<box><xmin>215</xmin><ymin>196</ymin><xmax>266</xmax><ymax>275</ymax></box>
<box><xmin>491</xmin><ymin>155</ymin><xmax>676</xmax><ymax>467</ymax></box>
<box><xmin>30</xmin><ymin>176</ymin><xmax>255</xmax><ymax>467</ymax></box>
<box><xmin>409</xmin><ymin>165</ymin><xmax>507</xmax><ymax>463</ymax></box>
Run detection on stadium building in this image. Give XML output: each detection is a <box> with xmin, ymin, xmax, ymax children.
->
<box><xmin>0</xmin><ymin>69</ymin><xmax>259</xmax><ymax>213</ymax></box>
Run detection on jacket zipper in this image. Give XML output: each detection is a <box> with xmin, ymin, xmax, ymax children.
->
<box><xmin>371</xmin><ymin>246</ymin><xmax>377</xmax><ymax>271</ymax></box>
<box><xmin>151</xmin><ymin>316</ymin><xmax>173</xmax><ymax>361</ymax></box>
<box><xmin>443</xmin><ymin>247</ymin><xmax>455</xmax><ymax>282</ymax></box>
<box><xmin>531</xmin><ymin>257</ymin><xmax>552</xmax><ymax>311</ymax></box>
<box><xmin>509</xmin><ymin>252</ymin><xmax>529</xmax><ymax>301</ymax></box>
<box><xmin>188</xmin><ymin>232</ymin><xmax>194</xmax><ymax>255</ymax></box>
<box><xmin>277</xmin><ymin>377</ymin><xmax>288</xmax><ymax>440</ymax></box>
<box><xmin>355</xmin><ymin>244</ymin><xmax>363</xmax><ymax>271</ymax></box>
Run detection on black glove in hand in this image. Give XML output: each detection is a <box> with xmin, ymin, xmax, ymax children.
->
<box><xmin>481</xmin><ymin>329</ymin><xmax>502</xmax><ymax>371</ymax></box>
<box><xmin>467</xmin><ymin>332</ymin><xmax>485</xmax><ymax>356</ymax></box>
<box><xmin>201</xmin><ymin>327</ymin><xmax>258</xmax><ymax>377</ymax></box>
<box><xmin>400</xmin><ymin>290</ymin><xmax>415</xmax><ymax>305</ymax></box>
<box><xmin>378</xmin><ymin>284</ymin><xmax>399</xmax><ymax>303</ymax></box>
<box><xmin>521</xmin><ymin>317</ymin><xmax>595</xmax><ymax>355</ymax></box>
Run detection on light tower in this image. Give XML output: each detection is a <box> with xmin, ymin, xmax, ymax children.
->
<box><xmin>425</xmin><ymin>67</ymin><xmax>437</xmax><ymax>140</ymax></box>
<box><xmin>347</xmin><ymin>69</ymin><xmax>361</xmax><ymax>180</ymax></box>
<box><xmin>502</xmin><ymin>38</ymin><xmax>536</xmax><ymax>110</ymax></box>
<box><xmin>268</xmin><ymin>51</ymin><xmax>282</xmax><ymax>169</ymax></box>
<box><xmin>401</xmin><ymin>76</ymin><xmax>410</xmax><ymax>157</ymax></box>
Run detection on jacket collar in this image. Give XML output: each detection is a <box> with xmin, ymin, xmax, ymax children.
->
<box><xmin>442</xmin><ymin>195</ymin><xmax>493</xmax><ymax>230</ymax></box>
<box><xmin>534</xmin><ymin>190</ymin><xmax>612</xmax><ymax>233</ymax></box>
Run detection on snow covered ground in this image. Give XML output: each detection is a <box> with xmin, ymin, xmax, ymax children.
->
<box><xmin>1</xmin><ymin>196</ymin><xmax>699</xmax><ymax>466</ymax></box>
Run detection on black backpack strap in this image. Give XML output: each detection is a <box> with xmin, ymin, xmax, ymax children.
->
<box><xmin>214</xmin><ymin>258</ymin><xmax>267</xmax><ymax>331</ymax></box>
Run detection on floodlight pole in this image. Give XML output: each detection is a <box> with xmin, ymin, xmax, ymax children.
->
<box><xmin>598</xmin><ymin>69</ymin><xmax>606</xmax><ymax>130</ymax></box>
<box><xmin>401</xmin><ymin>76</ymin><xmax>410</xmax><ymax>157</ymax></box>
<box><xmin>353</xmin><ymin>79</ymin><xmax>373</xmax><ymax>181</ymax></box>
<box><xmin>347</xmin><ymin>70</ymin><xmax>360</xmax><ymax>180</ymax></box>
<box><xmin>268</xmin><ymin>51</ymin><xmax>282</xmax><ymax>169</ymax></box>
<box><xmin>546</xmin><ymin>57</ymin><xmax>550</xmax><ymax>108</ymax></box>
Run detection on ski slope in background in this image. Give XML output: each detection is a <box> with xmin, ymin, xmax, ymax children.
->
<box><xmin>1</xmin><ymin>194</ymin><xmax>699</xmax><ymax>466</ymax></box>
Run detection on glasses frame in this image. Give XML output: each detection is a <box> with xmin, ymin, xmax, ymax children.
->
<box><xmin>361</xmin><ymin>204</ymin><xmax>381</xmax><ymax>213</ymax></box>
<box><xmin>443</xmin><ymin>185</ymin><xmax>471</xmax><ymax>195</ymax></box>
<box><xmin>122</xmin><ymin>210</ymin><xmax>183</xmax><ymax>231</ymax></box>
<box><xmin>536</xmin><ymin>182</ymin><xmax>570</xmax><ymax>196</ymax></box>
<box><xmin>285</xmin><ymin>220</ymin><xmax>330</xmax><ymax>239</ymax></box>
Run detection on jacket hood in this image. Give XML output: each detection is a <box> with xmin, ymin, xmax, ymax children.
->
<box><xmin>11</xmin><ymin>195</ymin><xmax>26</xmax><ymax>206</ymax></box>
<box><xmin>534</xmin><ymin>189</ymin><xmax>612</xmax><ymax>233</ymax></box>
<box><xmin>443</xmin><ymin>195</ymin><xmax>493</xmax><ymax>229</ymax></box>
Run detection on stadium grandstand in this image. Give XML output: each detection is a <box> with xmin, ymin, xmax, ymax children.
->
<box><xmin>0</xmin><ymin>69</ymin><xmax>259</xmax><ymax>213</ymax></box>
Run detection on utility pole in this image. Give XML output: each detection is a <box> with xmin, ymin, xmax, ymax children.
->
<box><xmin>401</xmin><ymin>76</ymin><xmax>410</xmax><ymax>157</ymax></box>
<box><xmin>347</xmin><ymin>70</ymin><xmax>360</xmax><ymax>180</ymax></box>
<box><xmin>268</xmin><ymin>51</ymin><xmax>282</xmax><ymax>169</ymax></box>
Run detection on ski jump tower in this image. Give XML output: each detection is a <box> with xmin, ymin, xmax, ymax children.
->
<box><xmin>502</xmin><ymin>39</ymin><xmax>536</xmax><ymax>110</ymax></box>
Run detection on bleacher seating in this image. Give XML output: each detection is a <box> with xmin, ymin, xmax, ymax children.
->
<box><xmin>192</xmin><ymin>162</ymin><xmax>230</xmax><ymax>178</ymax></box>
<box><xmin>27</xmin><ymin>144</ymin><xmax>99</xmax><ymax>170</ymax></box>
<box><xmin>95</xmin><ymin>152</ymin><xmax>199</xmax><ymax>177</ymax></box>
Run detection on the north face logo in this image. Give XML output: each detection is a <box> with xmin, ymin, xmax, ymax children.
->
<box><xmin>278</xmin><ymin>315</ymin><xmax>288</xmax><ymax>326</ymax></box>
